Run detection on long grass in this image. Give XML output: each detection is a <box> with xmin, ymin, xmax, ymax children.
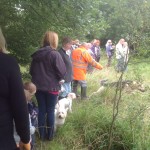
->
<box><xmin>26</xmin><ymin>55</ymin><xmax>150</xmax><ymax>150</ymax></box>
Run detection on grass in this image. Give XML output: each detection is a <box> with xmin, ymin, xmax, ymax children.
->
<box><xmin>23</xmin><ymin>55</ymin><xmax>150</xmax><ymax>150</ymax></box>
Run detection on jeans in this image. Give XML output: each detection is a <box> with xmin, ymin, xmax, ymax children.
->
<box><xmin>35</xmin><ymin>91</ymin><xmax>57</xmax><ymax>140</ymax></box>
<box><xmin>59</xmin><ymin>82</ymin><xmax>71</xmax><ymax>98</ymax></box>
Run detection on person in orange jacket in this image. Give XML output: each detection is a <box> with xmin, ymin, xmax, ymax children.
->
<box><xmin>71</xmin><ymin>42</ymin><xmax>103</xmax><ymax>100</ymax></box>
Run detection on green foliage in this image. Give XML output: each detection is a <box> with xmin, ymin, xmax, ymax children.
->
<box><xmin>1</xmin><ymin>0</ymin><xmax>150</xmax><ymax>64</ymax></box>
<box><xmin>19</xmin><ymin>54</ymin><xmax>150</xmax><ymax>149</ymax></box>
<box><xmin>103</xmin><ymin>0</ymin><xmax>150</xmax><ymax>52</ymax></box>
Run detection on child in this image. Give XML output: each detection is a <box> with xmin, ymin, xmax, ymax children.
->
<box><xmin>24</xmin><ymin>82</ymin><xmax>38</xmax><ymax>149</ymax></box>
<box><xmin>14</xmin><ymin>82</ymin><xmax>37</xmax><ymax>149</ymax></box>
<box><xmin>24</xmin><ymin>82</ymin><xmax>38</xmax><ymax>127</ymax></box>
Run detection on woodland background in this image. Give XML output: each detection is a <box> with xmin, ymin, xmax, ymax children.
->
<box><xmin>1</xmin><ymin>0</ymin><xmax>150</xmax><ymax>150</ymax></box>
<box><xmin>0</xmin><ymin>0</ymin><xmax>150</xmax><ymax>65</ymax></box>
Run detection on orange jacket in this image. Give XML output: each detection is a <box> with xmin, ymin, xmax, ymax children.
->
<box><xmin>72</xmin><ymin>46</ymin><xmax>103</xmax><ymax>80</ymax></box>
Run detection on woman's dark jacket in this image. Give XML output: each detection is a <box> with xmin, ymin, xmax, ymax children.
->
<box><xmin>58</xmin><ymin>48</ymin><xmax>73</xmax><ymax>82</ymax></box>
<box><xmin>0</xmin><ymin>52</ymin><xmax>30</xmax><ymax>150</ymax></box>
<box><xmin>30</xmin><ymin>46</ymin><xmax>66</xmax><ymax>92</ymax></box>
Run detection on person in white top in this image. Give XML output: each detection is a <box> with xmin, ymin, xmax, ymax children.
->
<box><xmin>123</xmin><ymin>42</ymin><xmax>129</xmax><ymax>63</ymax></box>
<box><xmin>115</xmin><ymin>39</ymin><xmax>126</xmax><ymax>72</ymax></box>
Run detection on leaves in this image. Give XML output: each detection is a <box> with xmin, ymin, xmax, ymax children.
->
<box><xmin>0</xmin><ymin>0</ymin><xmax>150</xmax><ymax>64</ymax></box>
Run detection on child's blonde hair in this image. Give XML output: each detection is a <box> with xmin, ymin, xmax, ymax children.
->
<box><xmin>24</xmin><ymin>82</ymin><xmax>36</xmax><ymax>101</ymax></box>
<box><xmin>24</xmin><ymin>82</ymin><xmax>36</xmax><ymax>93</ymax></box>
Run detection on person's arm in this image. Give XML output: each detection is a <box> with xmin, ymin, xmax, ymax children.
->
<box><xmin>82</xmin><ymin>50</ymin><xmax>103</xmax><ymax>70</ymax></box>
<box><xmin>9</xmin><ymin>58</ymin><xmax>30</xmax><ymax>144</ymax></box>
<box><xmin>123</xmin><ymin>46</ymin><xmax>129</xmax><ymax>55</ymax></box>
<box><xmin>19</xmin><ymin>142</ymin><xmax>31</xmax><ymax>150</ymax></box>
<box><xmin>53</xmin><ymin>51</ymin><xmax>67</xmax><ymax>80</ymax></box>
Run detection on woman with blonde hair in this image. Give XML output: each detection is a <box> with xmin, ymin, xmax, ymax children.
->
<box><xmin>0</xmin><ymin>28</ymin><xmax>9</xmax><ymax>54</ymax></box>
<box><xmin>30</xmin><ymin>31</ymin><xmax>66</xmax><ymax>141</ymax></box>
<box><xmin>0</xmin><ymin>28</ymin><xmax>30</xmax><ymax>150</ymax></box>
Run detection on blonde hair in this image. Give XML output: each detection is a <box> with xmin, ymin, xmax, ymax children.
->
<box><xmin>0</xmin><ymin>28</ymin><xmax>9</xmax><ymax>54</ymax></box>
<box><xmin>24</xmin><ymin>82</ymin><xmax>36</xmax><ymax>94</ymax></box>
<box><xmin>24</xmin><ymin>82</ymin><xmax>36</xmax><ymax>101</ymax></box>
<box><xmin>42</xmin><ymin>31</ymin><xmax>58</xmax><ymax>49</ymax></box>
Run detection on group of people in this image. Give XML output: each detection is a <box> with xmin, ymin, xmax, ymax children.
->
<box><xmin>105</xmin><ymin>38</ymin><xmax>129</xmax><ymax>71</ymax></box>
<box><xmin>73</xmin><ymin>38</ymin><xmax>129</xmax><ymax>74</ymax></box>
<box><xmin>30</xmin><ymin>31</ymin><xmax>103</xmax><ymax>144</ymax></box>
<box><xmin>0</xmin><ymin>27</ymin><xmax>129</xmax><ymax>150</ymax></box>
<box><xmin>105</xmin><ymin>38</ymin><xmax>129</xmax><ymax>72</ymax></box>
<box><xmin>87</xmin><ymin>38</ymin><xmax>129</xmax><ymax>72</ymax></box>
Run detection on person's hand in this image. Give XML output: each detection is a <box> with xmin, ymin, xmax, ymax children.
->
<box><xmin>59</xmin><ymin>80</ymin><xmax>65</xmax><ymax>84</ymax></box>
<box><xmin>19</xmin><ymin>141</ymin><xmax>31</xmax><ymax>150</ymax></box>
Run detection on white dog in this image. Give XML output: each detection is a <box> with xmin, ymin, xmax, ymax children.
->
<box><xmin>54</xmin><ymin>107</ymin><xmax>67</xmax><ymax>131</ymax></box>
<box><xmin>54</xmin><ymin>93</ymin><xmax>76</xmax><ymax>131</ymax></box>
<box><xmin>55</xmin><ymin>92</ymin><xmax>76</xmax><ymax>113</ymax></box>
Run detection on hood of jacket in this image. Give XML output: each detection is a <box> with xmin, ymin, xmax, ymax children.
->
<box><xmin>31</xmin><ymin>46</ymin><xmax>53</xmax><ymax>62</ymax></box>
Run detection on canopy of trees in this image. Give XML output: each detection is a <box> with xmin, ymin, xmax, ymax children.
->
<box><xmin>0</xmin><ymin>0</ymin><xmax>150</xmax><ymax>64</ymax></box>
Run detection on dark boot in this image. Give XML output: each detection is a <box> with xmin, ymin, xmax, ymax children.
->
<box><xmin>72</xmin><ymin>80</ymin><xmax>80</xmax><ymax>97</ymax></box>
<box><xmin>81</xmin><ymin>87</ymin><xmax>88</xmax><ymax>100</ymax></box>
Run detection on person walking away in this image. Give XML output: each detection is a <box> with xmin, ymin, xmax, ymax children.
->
<box><xmin>72</xmin><ymin>42</ymin><xmax>103</xmax><ymax>100</ymax></box>
<box><xmin>0</xmin><ymin>28</ymin><xmax>30</xmax><ymax>150</ymax></box>
<box><xmin>30</xmin><ymin>31</ymin><xmax>66</xmax><ymax>141</ymax></box>
<box><xmin>58</xmin><ymin>37</ymin><xmax>73</xmax><ymax>99</ymax></box>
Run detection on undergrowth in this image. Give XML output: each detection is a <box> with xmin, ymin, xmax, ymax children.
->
<box><xmin>32</xmin><ymin>57</ymin><xmax>150</xmax><ymax>150</ymax></box>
